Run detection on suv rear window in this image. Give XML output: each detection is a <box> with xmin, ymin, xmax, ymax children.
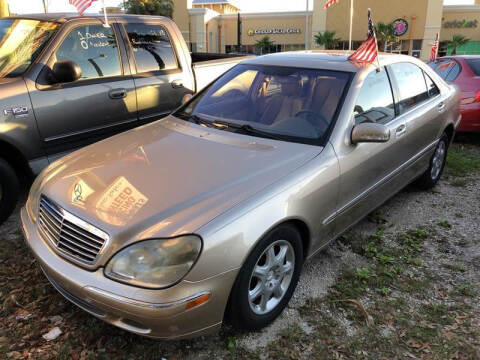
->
<box><xmin>466</xmin><ymin>59</ymin><xmax>480</xmax><ymax>76</ymax></box>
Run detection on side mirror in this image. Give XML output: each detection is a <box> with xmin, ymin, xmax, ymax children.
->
<box><xmin>351</xmin><ymin>122</ymin><xmax>390</xmax><ymax>144</ymax></box>
<box><xmin>51</xmin><ymin>60</ymin><xmax>81</xmax><ymax>84</ymax></box>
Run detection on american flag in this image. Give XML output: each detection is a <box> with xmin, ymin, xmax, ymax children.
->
<box><xmin>69</xmin><ymin>0</ymin><xmax>97</xmax><ymax>15</ymax></box>
<box><xmin>324</xmin><ymin>0</ymin><xmax>339</xmax><ymax>9</ymax></box>
<box><xmin>349</xmin><ymin>9</ymin><xmax>378</xmax><ymax>63</ymax></box>
<box><xmin>430</xmin><ymin>33</ymin><xmax>439</xmax><ymax>62</ymax></box>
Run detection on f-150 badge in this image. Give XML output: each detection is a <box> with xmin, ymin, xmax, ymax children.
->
<box><xmin>3</xmin><ymin>106</ymin><xmax>28</xmax><ymax>117</ymax></box>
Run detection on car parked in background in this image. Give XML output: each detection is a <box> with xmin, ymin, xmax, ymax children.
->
<box><xmin>22</xmin><ymin>52</ymin><xmax>460</xmax><ymax>339</ymax></box>
<box><xmin>0</xmin><ymin>14</ymin><xmax>249</xmax><ymax>225</ymax></box>
<box><xmin>428</xmin><ymin>56</ymin><xmax>480</xmax><ymax>132</ymax></box>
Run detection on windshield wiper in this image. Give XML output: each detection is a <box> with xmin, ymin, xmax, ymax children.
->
<box><xmin>213</xmin><ymin>121</ymin><xmax>284</xmax><ymax>140</ymax></box>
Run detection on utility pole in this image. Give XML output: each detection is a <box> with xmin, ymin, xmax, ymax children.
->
<box><xmin>0</xmin><ymin>0</ymin><xmax>9</xmax><ymax>17</ymax></box>
<box><xmin>305</xmin><ymin>0</ymin><xmax>309</xmax><ymax>50</ymax></box>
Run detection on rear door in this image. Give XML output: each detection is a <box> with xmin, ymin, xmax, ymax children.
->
<box><xmin>121</xmin><ymin>22</ymin><xmax>192</xmax><ymax>124</ymax></box>
<box><xmin>28</xmin><ymin>19</ymin><xmax>138</xmax><ymax>156</ymax></box>
<box><xmin>387</xmin><ymin>62</ymin><xmax>444</xmax><ymax>161</ymax></box>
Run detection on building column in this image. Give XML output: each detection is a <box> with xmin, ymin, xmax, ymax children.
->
<box><xmin>420</xmin><ymin>0</ymin><xmax>443</xmax><ymax>61</ymax></box>
<box><xmin>311</xmin><ymin>0</ymin><xmax>327</xmax><ymax>49</ymax></box>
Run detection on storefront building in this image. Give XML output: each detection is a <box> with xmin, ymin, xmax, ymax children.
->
<box><xmin>172</xmin><ymin>0</ymin><xmax>480</xmax><ymax>60</ymax></box>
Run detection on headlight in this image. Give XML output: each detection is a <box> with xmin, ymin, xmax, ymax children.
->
<box><xmin>104</xmin><ymin>235</ymin><xmax>202</xmax><ymax>288</ymax></box>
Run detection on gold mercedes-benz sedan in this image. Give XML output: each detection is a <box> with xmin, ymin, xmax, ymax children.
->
<box><xmin>22</xmin><ymin>51</ymin><xmax>460</xmax><ymax>339</ymax></box>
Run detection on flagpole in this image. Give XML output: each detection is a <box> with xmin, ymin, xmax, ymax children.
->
<box><xmin>102</xmin><ymin>0</ymin><xmax>110</xmax><ymax>27</ymax></box>
<box><xmin>305</xmin><ymin>0</ymin><xmax>309</xmax><ymax>50</ymax></box>
<box><xmin>349</xmin><ymin>0</ymin><xmax>353</xmax><ymax>50</ymax></box>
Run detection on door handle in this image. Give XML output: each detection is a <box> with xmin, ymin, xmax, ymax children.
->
<box><xmin>108</xmin><ymin>88</ymin><xmax>127</xmax><ymax>99</ymax></box>
<box><xmin>437</xmin><ymin>101</ymin><xmax>446</xmax><ymax>112</ymax></box>
<box><xmin>395</xmin><ymin>124</ymin><xmax>406</xmax><ymax>138</ymax></box>
<box><xmin>171</xmin><ymin>80</ymin><xmax>184</xmax><ymax>89</ymax></box>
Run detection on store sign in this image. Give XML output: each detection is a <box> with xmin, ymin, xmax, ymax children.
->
<box><xmin>247</xmin><ymin>28</ymin><xmax>301</xmax><ymax>36</ymax></box>
<box><xmin>443</xmin><ymin>19</ymin><xmax>478</xmax><ymax>29</ymax></box>
<box><xmin>393</xmin><ymin>19</ymin><xmax>409</xmax><ymax>36</ymax></box>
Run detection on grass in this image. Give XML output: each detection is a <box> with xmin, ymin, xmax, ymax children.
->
<box><xmin>295</xmin><ymin>225</ymin><xmax>480</xmax><ymax>359</ymax></box>
<box><xmin>445</xmin><ymin>145</ymin><xmax>480</xmax><ymax>177</ymax></box>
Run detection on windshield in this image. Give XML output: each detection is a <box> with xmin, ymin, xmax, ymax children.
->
<box><xmin>0</xmin><ymin>18</ymin><xmax>58</xmax><ymax>78</ymax></box>
<box><xmin>175</xmin><ymin>64</ymin><xmax>351</xmax><ymax>143</ymax></box>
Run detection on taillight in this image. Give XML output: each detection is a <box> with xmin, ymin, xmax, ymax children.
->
<box><xmin>475</xmin><ymin>91</ymin><xmax>480</xmax><ymax>103</ymax></box>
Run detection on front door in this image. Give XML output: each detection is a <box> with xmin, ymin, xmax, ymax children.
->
<box><xmin>331</xmin><ymin>67</ymin><xmax>410</xmax><ymax>233</ymax></box>
<box><xmin>28</xmin><ymin>20</ymin><xmax>137</xmax><ymax>156</ymax></box>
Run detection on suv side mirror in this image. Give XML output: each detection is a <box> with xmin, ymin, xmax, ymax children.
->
<box><xmin>351</xmin><ymin>122</ymin><xmax>390</xmax><ymax>144</ymax></box>
<box><xmin>51</xmin><ymin>60</ymin><xmax>82</xmax><ymax>84</ymax></box>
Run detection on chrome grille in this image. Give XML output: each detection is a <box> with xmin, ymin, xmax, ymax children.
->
<box><xmin>38</xmin><ymin>196</ymin><xmax>109</xmax><ymax>265</ymax></box>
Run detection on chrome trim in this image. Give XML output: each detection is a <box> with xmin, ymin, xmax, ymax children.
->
<box><xmin>38</xmin><ymin>196</ymin><xmax>110</xmax><ymax>266</ymax></box>
<box><xmin>323</xmin><ymin>139</ymin><xmax>439</xmax><ymax>225</ymax></box>
<box><xmin>85</xmin><ymin>286</ymin><xmax>211</xmax><ymax>309</ymax></box>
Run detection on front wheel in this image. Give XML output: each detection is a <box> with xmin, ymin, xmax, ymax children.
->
<box><xmin>415</xmin><ymin>133</ymin><xmax>448</xmax><ymax>190</ymax></box>
<box><xmin>0</xmin><ymin>158</ymin><xmax>19</xmax><ymax>226</ymax></box>
<box><xmin>227</xmin><ymin>224</ymin><xmax>303</xmax><ymax>330</ymax></box>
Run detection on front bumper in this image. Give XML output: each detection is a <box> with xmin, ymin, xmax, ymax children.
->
<box><xmin>21</xmin><ymin>207</ymin><xmax>238</xmax><ymax>339</ymax></box>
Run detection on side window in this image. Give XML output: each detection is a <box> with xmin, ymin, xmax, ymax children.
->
<box><xmin>125</xmin><ymin>24</ymin><xmax>178</xmax><ymax>73</ymax></box>
<box><xmin>55</xmin><ymin>24</ymin><xmax>121</xmax><ymax>80</ymax></box>
<box><xmin>424</xmin><ymin>72</ymin><xmax>440</xmax><ymax>98</ymax></box>
<box><xmin>389</xmin><ymin>63</ymin><xmax>429</xmax><ymax>115</ymax></box>
<box><xmin>354</xmin><ymin>68</ymin><xmax>395</xmax><ymax>125</ymax></box>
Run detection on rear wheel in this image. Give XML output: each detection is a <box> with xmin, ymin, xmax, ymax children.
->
<box><xmin>415</xmin><ymin>133</ymin><xmax>448</xmax><ymax>190</ymax></box>
<box><xmin>227</xmin><ymin>224</ymin><xmax>303</xmax><ymax>330</ymax></box>
<box><xmin>0</xmin><ymin>158</ymin><xmax>19</xmax><ymax>226</ymax></box>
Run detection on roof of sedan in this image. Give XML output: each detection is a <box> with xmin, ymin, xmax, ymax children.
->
<box><xmin>10</xmin><ymin>13</ymin><xmax>169</xmax><ymax>23</ymax></box>
<box><xmin>243</xmin><ymin>50</ymin><xmax>412</xmax><ymax>72</ymax></box>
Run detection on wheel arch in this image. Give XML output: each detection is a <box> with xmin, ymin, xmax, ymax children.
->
<box><xmin>0</xmin><ymin>138</ymin><xmax>33</xmax><ymax>181</ymax></box>
<box><xmin>443</xmin><ymin>123</ymin><xmax>455</xmax><ymax>146</ymax></box>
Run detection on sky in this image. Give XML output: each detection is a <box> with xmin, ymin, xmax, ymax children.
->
<box><xmin>7</xmin><ymin>0</ymin><xmax>476</xmax><ymax>15</ymax></box>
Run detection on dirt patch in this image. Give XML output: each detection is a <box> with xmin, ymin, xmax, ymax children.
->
<box><xmin>0</xmin><ymin>141</ymin><xmax>479</xmax><ymax>359</ymax></box>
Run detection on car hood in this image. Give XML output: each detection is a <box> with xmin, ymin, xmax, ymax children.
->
<box><xmin>40</xmin><ymin>116</ymin><xmax>322</xmax><ymax>250</ymax></box>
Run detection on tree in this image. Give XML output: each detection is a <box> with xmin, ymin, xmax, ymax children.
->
<box><xmin>375</xmin><ymin>22</ymin><xmax>396</xmax><ymax>51</ymax></box>
<box><xmin>314</xmin><ymin>30</ymin><xmax>341</xmax><ymax>50</ymax></box>
<box><xmin>255</xmin><ymin>36</ymin><xmax>275</xmax><ymax>54</ymax></box>
<box><xmin>124</xmin><ymin>0</ymin><xmax>173</xmax><ymax>18</ymax></box>
<box><xmin>446</xmin><ymin>34</ymin><xmax>470</xmax><ymax>55</ymax></box>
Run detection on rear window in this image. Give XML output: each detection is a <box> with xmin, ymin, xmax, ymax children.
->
<box><xmin>466</xmin><ymin>59</ymin><xmax>480</xmax><ymax>76</ymax></box>
<box><xmin>428</xmin><ymin>59</ymin><xmax>461</xmax><ymax>82</ymax></box>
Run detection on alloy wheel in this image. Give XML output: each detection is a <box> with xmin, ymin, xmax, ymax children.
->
<box><xmin>248</xmin><ymin>240</ymin><xmax>295</xmax><ymax>315</ymax></box>
<box><xmin>431</xmin><ymin>140</ymin><xmax>446</xmax><ymax>180</ymax></box>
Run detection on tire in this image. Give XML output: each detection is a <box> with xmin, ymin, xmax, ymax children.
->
<box><xmin>0</xmin><ymin>158</ymin><xmax>19</xmax><ymax>226</ymax></box>
<box><xmin>415</xmin><ymin>133</ymin><xmax>449</xmax><ymax>190</ymax></box>
<box><xmin>227</xmin><ymin>224</ymin><xmax>303</xmax><ymax>330</ymax></box>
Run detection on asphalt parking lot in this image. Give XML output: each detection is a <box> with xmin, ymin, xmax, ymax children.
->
<box><xmin>1</xmin><ymin>136</ymin><xmax>479</xmax><ymax>360</ymax></box>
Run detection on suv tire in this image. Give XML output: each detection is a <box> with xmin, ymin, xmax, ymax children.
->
<box><xmin>0</xmin><ymin>158</ymin><xmax>19</xmax><ymax>226</ymax></box>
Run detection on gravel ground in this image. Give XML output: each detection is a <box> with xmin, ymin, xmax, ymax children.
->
<box><xmin>1</xmin><ymin>138</ymin><xmax>479</xmax><ymax>359</ymax></box>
